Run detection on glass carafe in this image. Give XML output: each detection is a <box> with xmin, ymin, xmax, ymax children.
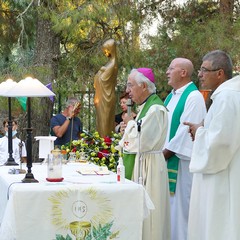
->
<box><xmin>47</xmin><ymin>149</ymin><xmax>63</xmax><ymax>181</ymax></box>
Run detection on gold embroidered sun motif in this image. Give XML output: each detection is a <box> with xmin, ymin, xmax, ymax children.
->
<box><xmin>48</xmin><ymin>186</ymin><xmax>115</xmax><ymax>239</ymax></box>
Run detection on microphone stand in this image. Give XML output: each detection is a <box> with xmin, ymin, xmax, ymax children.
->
<box><xmin>126</xmin><ymin>99</ymin><xmax>132</xmax><ymax>117</ymax></box>
<box><xmin>137</xmin><ymin>119</ymin><xmax>142</xmax><ymax>185</ymax></box>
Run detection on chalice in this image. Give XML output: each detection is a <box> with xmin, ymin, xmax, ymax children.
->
<box><xmin>69</xmin><ymin>221</ymin><xmax>91</xmax><ymax>240</ymax></box>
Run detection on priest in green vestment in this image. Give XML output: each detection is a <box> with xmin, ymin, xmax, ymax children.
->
<box><xmin>119</xmin><ymin>68</ymin><xmax>171</xmax><ymax>240</ymax></box>
<box><xmin>163</xmin><ymin>58</ymin><xmax>206</xmax><ymax>240</ymax></box>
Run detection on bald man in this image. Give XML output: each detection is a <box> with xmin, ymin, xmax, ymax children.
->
<box><xmin>163</xmin><ymin>58</ymin><xmax>207</xmax><ymax>240</ymax></box>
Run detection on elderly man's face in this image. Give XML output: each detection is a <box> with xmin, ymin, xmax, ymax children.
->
<box><xmin>126</xmin><ymin>73</ymin><xmax>144</xmax><ymax>104</ymax></box>
<box><xmin>166</xmin><ymin>59</ymin><xmax>184</xmax><ymax>89</ymax></box>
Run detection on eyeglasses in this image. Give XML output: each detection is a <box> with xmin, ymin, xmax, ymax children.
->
<box><xmin>126</xmin><ymin>83</ymin><xmax>135</xmax><ymax>89</ymax></box>
<box><xmin>198</xmin><ymin>67</ymin><xmax>221</xmax><ymax>74</ymax></box>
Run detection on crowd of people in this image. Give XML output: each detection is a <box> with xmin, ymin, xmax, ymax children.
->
<box><xmin>1</xmin><ymin>49</ymin><xmax>239</xmax><ymax>240</ymax></box>
<box><xmin>117</xmin><ymin>50</ymin><xmax>240</xmax><ymax>240</ymax></box>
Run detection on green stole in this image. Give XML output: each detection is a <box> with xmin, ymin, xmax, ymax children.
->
<box><xmin>123</xmin><ymin>94</ymin><xmax>164</xmax><ymax>180</ymax></box>
<box><xmin>164</xmin><ymin>82</ymin><xmax>198</xmax><ymax>195</ymax></box>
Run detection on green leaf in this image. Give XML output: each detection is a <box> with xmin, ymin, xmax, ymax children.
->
<box><xmin>55</xmin><ymin>234</ymin><xmax>73</xmax><ymax>240</ymax></box>
<box><xmin>86</xmin><ymin>221</ymin><xmax>114</xmax><ymax>240</ymax></box>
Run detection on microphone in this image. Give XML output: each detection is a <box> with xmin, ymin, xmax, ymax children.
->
<box><xmin>126</xmin><ymin>99</ymin><xmax>132</xmax><ymax>117</ymax></box>
<box><xmin>137</xmin><ymin>119</ymin><xmax>142</xmax><ymax>132</ymax></box>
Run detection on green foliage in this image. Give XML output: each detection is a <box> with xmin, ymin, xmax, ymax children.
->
<box><xmin>147</xmin><ymin>0</ymin><xmax>240</xmax><ymax>93</ymax></box>
<box><xmin>85</xmin><ymin>221</ymin><xmax>115</xmax><ymax>240</ymax></box>
<box><xmin>55</xmin><ymin>234</ymin><xmax>72</xmax><ymax>240</ymax></box>
<box><xmin>54</xmin><ymin>221</ymin><xmax>117</xmax><ymax>240</ymax></box>
<box><xmin>1</xmin><ymin>0</ymin><xmax>240</xmax><ymax>131</ymax></box>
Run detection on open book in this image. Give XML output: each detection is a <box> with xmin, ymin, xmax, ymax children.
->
<box><xmin>77</xmin><ymin>166</ymin><xmax>110</xmax><ymax>175</ymax></box>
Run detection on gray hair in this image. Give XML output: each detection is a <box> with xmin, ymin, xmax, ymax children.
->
<box><xmin>202</xmin><ymin>50</ymin><xmax>233</xmax><ymax>79</ymax></box>
<box><xmin>130</xmin><ymin>69</ymin><xmax>156</xmax><ymax>94</ymax></box>
<box><xmin>64</xmin><ymin>97</ymin><xmax>80</xmax><ymax>109</ymax></box>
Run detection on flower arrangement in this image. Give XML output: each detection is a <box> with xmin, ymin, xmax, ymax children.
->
<box><xmin>61</xmin><ymin>131</ymin><xmax>122</xmax><ymax>172</ymax></box>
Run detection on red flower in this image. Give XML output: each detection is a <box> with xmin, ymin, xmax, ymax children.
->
<box><xmin>72</xmin><ymin>147</ymin><xmax>77</xmax><ymax>152</ymax></box>
<box><xmin>97</xmin><ymin>149</ymin><xmax>109</xmax><ymax>158</ymax></box>
<box><xmin>104</xmin><ymin>136</ymin><xmax>112</xmax><ymax>146</ymax></box>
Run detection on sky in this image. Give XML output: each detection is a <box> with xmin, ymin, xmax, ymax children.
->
<box><xmin>141</xmin><ymin>0</ymin><xmax>188</xmax><ymax>39</ymax></box>
<box><xmin>177</xmin><ymin>0</ymin><xmax>188</xmax><ymax>3</ymax></box>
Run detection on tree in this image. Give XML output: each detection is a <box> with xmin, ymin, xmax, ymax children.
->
<box><xmin>0</xmin><ymin>0</ymin><xmax>154</xmax><ymax>160</ymax></box>
<box><xmin>220</xmin><ymin>0</ymin><xmax>234</xmax><ymax>21</ymax></box>
<box><xmin>1</xmin><ymin>0</ymin><xmax>240</xmax><ymax>161</ymax></box>
<box><xmin>148</xmin><ymin>0</ymin><xmax>240</xmax><ymax>96</ymax></box>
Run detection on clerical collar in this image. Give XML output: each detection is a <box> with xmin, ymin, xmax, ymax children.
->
<box><xmin>140</xmin><ymin>93</ymin><xmax>155</xmax><ymax>105</ymax></box>
<box><xmin>171</xmin><ymin>82</ymin><xmax>193</xmax><ymax>95</ymax></box>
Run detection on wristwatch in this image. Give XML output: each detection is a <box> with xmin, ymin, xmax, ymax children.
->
<box><xmin>66</xmin><ymin>116</ymin><xmax>72</xmax><ymax>121</ymax></box>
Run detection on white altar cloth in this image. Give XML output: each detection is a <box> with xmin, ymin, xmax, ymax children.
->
<box><xmin>0</xmin><ymin>163</ymin><xmax>153</xmax><ymax>240</ymax></box>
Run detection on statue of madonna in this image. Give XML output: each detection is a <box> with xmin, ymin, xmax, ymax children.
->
<box><xmin>94</xmin><ymin>39</ymin><xmax>118</xmax><ymax>137</ymax></box>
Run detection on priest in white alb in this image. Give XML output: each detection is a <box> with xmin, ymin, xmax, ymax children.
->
<box><xmin>185</xmin><ymin>50</ymin><xmax>240</xmax><ymax>240</ymax></box>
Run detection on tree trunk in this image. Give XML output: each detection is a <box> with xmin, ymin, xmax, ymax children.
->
<box><xmin>30</xmin><ymin>14</ymin><xmax>60</xmax><ymax>161</ymax></box>
<box><xmin>220</xmin><ymin>0</ymin><xmax>234</xmax><ymax>22</ymax></box>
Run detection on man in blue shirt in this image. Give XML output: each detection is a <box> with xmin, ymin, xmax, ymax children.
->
<box><xmin>50</xmin><ymin>97</ymin><xmax>82</xmax><ymax>146</ymax></box>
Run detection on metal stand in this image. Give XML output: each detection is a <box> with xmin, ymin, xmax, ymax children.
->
<box><xmin>14</xmin><ymin>141</ymin><xmax>26</xmax><ymax>174</ymax></box>
<box><xmin>137</xmin><ymin>120</ymin><xmax>142</xmax><ymax>185</ymax></box>
<box><xmin>126</xmin><ymin>99</ymin><xmax>132</xmax><ymax>117</ymax></box>
<box><xmin>22</xmin><ymin>98</ymin><xmax>38</xmax><ymax>183</ymax></box>
<box><xmin>5</xmin><ymin>97</ymin><xmax>18</xmax><ymax>166</ymax></box>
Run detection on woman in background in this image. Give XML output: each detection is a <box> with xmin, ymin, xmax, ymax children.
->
<box><xmin>115</xmin><ymin>92</ymin><xmax>136</xmax><ymax>133</ymax></box>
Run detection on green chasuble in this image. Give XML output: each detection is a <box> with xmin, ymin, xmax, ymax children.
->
<box><xmin>123</xmin><ymin>94</ymin><xmax>164</xmax><ymax>180</ymax></box>
<box><xmin>164</xmin><ymin>82</ymin><xmax>198</xmax><ymax>195</ymax></box>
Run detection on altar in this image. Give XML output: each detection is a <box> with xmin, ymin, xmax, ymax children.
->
<box><xmin>0</xmin><ymin>163</ymin><xmax>153</xmax><ymax>240</ymax></box>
